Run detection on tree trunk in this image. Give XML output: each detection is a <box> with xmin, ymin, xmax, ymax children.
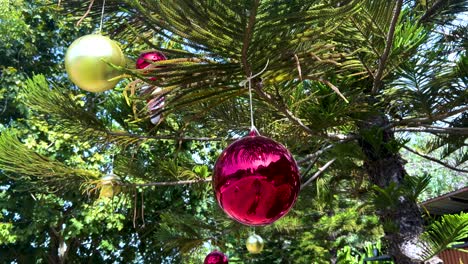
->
<box><xmin>358</xmin><ymin>113</ymin><xmax>425</xmax><ymax>264</ymax></box>
<box><xmin>48</xmin><ymin>227</ymin><xmax>66</xmax><ymax>264</ymax></box>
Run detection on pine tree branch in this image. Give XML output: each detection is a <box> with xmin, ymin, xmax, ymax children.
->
<box><xmin>391</xmin><ymin>106</ymin><xmax>468</xmax><ymax>127</ymax></box>
<box><xmin>372</xmin><ymin>0</ymin><xmax>403</xmax><ymax>94</ymax></box>
<box><xmin>394</xmin><ymin>126</ymin><xmax>468</xmax><ymax>136</ymax></box>
<box><xmin>297</xmin><ymin>144</ymin><xmax>334</xmax><ymax>165</ymax></box>
<box><xmin>419</xmin><ymin>0</ymin><xmax>445</xmax><ymax>23</ymax></box>
<box><xmin>241</xmin><ymin>0</ymin><xmax>261</xmax><ymax>75</ymax></box>
<box><xmin>76</xmin><ymin>0</ymin><xmax>95</xmax><ymax>27</ymax></box>
<box><xmin>402</xmin><ymin>146</ymin><xmax>468</xmax><ymax>173</ymax></box>
<box><xmin>300</xmin><ymin>158</ymin><xmax>336</xmax><ymax>190</ymax></box>
<box><xmin>253</xmin><ymin>84</ymin><xmax>353</xmax><ymax>141</ymax></box>
<box><xmin>320</xmin><ymin>79</ymin><xmax>349</xmax><ymax>103</ymax></box>
<box><xmin>119</xmin><ymin>178</ymin><xmax>211</xmax><ymax>187</ymax></box>
<box><xmin>106</xmin><ymin>131</ymin><xmax>225</xmax><ymax>142</ymax></box>
<box><xmin>0</xmin><ymin>131</ymin><xmax>99</xmax><ymax>190</ymax></box>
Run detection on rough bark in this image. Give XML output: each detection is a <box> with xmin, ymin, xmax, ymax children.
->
<box><xmin>358</xmin><ymin>113</ymin><xmax>425</xmax><ymax>264</ymax></box>
<box><xmin>47</xmin><ymin>228</ymin><xmax>63</xmax><ymax>264</ymax></box>
<box><xmin>48</xmin><ymin>227</ymin><xmax>66</xmax><ymax>264</ymax></box>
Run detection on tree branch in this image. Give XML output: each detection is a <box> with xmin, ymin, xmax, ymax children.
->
<box><xmin>253</xmin><ymin>86</ymin><xmax>353</xmax><ymax>141</ymax></box>
<box><xmin>241</xmin><ymin>0</ymin><xmax>261</xmax><ymax>76</ymax></box>
<box><xmin>394</xmin><ymin>126</ymin><xmax>468</xmax><ymax>136</ymax></box>
<box><xmin>76</xmin><ymin>0</ymin><xmax>95</xmax><ymax>27</ymax></box>
<box><xmin>391</xmin><ymin>106</ymin><xmax>468</xmax><ymax>127</ymax></box>
<box><xmin>372</xmin><ymin>0</ymin><xmax>403</xmax><ymax>94</ymax></box>
<box><xmin>402</xmin><ymin>146</ymin><xmax>468</xmax><ymax>173</ymax></box>
<box><xmin>297</xmin><ymin>144</ymin><xmax>335</xmax><ymax>165</ymax></box>
<box><xmin>419</xmin><ymin>0</ymin><xmax>445</xmax><ymax>23</ymax></box>
<box><xmin>119</xmin><ymin>178</ymin><xmax>211</xmax><ymax>187</ymax></box>
<box><xmin>106</xmin><ymin>131</ymin><xmax>225</xmax><ymax>142</ymax></box>
<box><xmin>301</xmin><ymin>158</ymin><xmax>336</xmax><ymax>190</ymax></box>
<box><xmin>321</xmin><ymin>79</ymin><xmax>349</xmax><ymax>103</ymax></box>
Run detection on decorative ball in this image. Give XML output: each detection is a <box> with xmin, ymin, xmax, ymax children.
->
<box><xmin>246</xmin><ymin>234</ymin><xmax>264</xmax><ymax>254</ymax></box>
<box><xmin>204</xmin><ymin>251</ymin><xmax>228</xmax><ymax>264</ymax></box>
<box><xmin>136</xmin><ymin>51</ymin><xmax>167</xmax><ymax>70</ymax></box>
<box><xmin>140</xmin><ymin>85</ymin><xmax>165</xmax><ymax>124</ymax></box>
<box><xmin>147</xmin><ymin>87</ymin><xmax>165</xmax><ymax>124</ymax></box>
<box><xmin>213</xmin><ymin>129</ymin><xmax>300</xmax><ymax>226</ymax></box>
<box><xmin>99</xmin><ymin>175</ymin><xmax>121</xmax><ymax>198</ymax></box>
<box><xmin>65</xmin><ymin>34</ymin><xmax>125</xmax><ymax>92</ymax></box>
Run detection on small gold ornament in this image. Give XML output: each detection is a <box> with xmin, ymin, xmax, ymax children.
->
<box><xmin>246</xmin><ymin>234</ymin><xmax>264</xmax><ymax>254</ymax></box>
<box><xmin>99</xmin><ymin>175</ymin><xmax>121</xmax><ymax>198</ymax></box>
<box><xmin>65</xmin><ymin>34</ymin><xmax>125</xmax><ymax>92</ymax></box>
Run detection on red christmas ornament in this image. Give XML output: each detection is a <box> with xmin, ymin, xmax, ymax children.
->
<box><xmin>136</xmin><ymin>51</ymin><xmax>167</xmax><ymax>69</ymax></box>
<box><xmin>213</xmin><ymin>129</ymin><xmax>300</xmax><ymax>226</ymax></box>
<box><xmin>136</xmin><ymin>51</ymin><xmax>167</xmax><ymax>81</ymax></box>
<box><xmin>204</xmin><ymin>251</ymin><xmax>228</xmax><ymax>264</ymax></box>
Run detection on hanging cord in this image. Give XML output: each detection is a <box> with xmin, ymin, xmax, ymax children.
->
<box><xmin>99</xmin><ymin>0</ymin><xmax>106</xmax><ymax>34</ymax></box>
<box><xmin>240</xmin><ymin>60</ymin><xmax>269</xmax><ymax>131</ymax></box>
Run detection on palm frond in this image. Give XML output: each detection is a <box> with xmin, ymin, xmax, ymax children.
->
<box><xmin>419</xmin><ymin>212</ymin><xmax>468</xmax><ymax>261</ymax></box>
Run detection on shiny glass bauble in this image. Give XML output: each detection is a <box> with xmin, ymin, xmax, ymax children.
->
<box><xmin>99</xmin><ymin>175</ymin><xmax>121</xmax><ymax>198</ymax></box>
<box><xmin>246</xmin><ymin>234</ymin><xmax>264</xmax><ymax>254</ymax></box>
<box><xmin>65</xmin><ymin>34</ymin><xmax>125</xmax><ymax>92</ymax></box>
<box><xmin>213</xmin><ymin>130</ymin><xmax>300</xmax><ymax>226</ymax></box>
<box><xmin>204</xmin><ymin>251</ymin><xmax>228</xmax><ymax>264</ymax></box>
<box><xmin>136</xmin><ymin>51</ymin><xmax>167</xmax><ymax>69</ymax></box>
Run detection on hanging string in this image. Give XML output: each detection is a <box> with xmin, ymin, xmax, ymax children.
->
<box><xmin>99</xmin><ymin>0</ymin><xmax>106</xmax><ymax>34</ymax></box>
<box><xmin>240</xmin><ymin>60</ymin><xmax>269</xmax><ymax>131</ymax></box>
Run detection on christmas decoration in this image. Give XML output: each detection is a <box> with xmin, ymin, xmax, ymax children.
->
<box><xmin>65</xmin><ymin>34</ymin><xmax>125</xmax><ymax>92</ymax></box>
<box><xmin>99</xmin><ymin>174</ymin><xmax>122</xmax><ymax>198</ymax></box>
<box><xmin>246</xmin><ymin>234</ymin><xmax>264</xmax><ymax>254</ymax></box>
<box><xmin>136</xmin><ymin>51</ymin><xmax>167</xmax><ymax>81</ymax></box>
<box><xmin>204</xmin><ymin>251</ymin><xmax>228</xmax><ymax>264</ymax></box>
<box><xmin>140</xmin><ymin>85</ymin><xmax>165</xmax><ymax>125</ymax></box>
<box><xmin>136</xmin><ymin>51</ymin><xmax>167</xmax><ymax>69</ymax></box>
<box><xmin>213</xmin><ymin>129</ymin><xmax>300</xmax><ymax>226</ymax></box>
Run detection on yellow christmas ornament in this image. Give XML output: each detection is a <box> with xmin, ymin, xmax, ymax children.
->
<box><xmin>99</xmin><ymin>174</ymin><xmax>121</xmax><ymax>199</ymax></box>
<box><xmin>246</xmin><ymin>234</ymin><xmax>264</xmax><ymax>254</ymax></box>
<box><xmin>65</xmin><ymin>34</ymin><xmax>125</xmax><ymax>92</ymax></box>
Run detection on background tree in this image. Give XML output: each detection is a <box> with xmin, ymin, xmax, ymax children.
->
<box><xmin>1</xmin><ymin>0</ymin><xmax>467</xmax><ymax>263</ymax></box>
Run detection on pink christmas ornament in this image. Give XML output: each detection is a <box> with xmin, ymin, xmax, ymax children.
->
<box><xmin>140</xmin><ymin>85</ymin><xmax>164</xmax><ymax>124</ymax></box>
<box><xmin>204</xmin><ymin>251</ymin><xmax>228</xmax><ymax>264</ymax></box>
<box><xmin>213</xmin><ymin>129</ymin><xmax>300</xmax><ymax>226</ymax></box>
<box><xmin>136</xmin><ymin>51</ymin><xmax>167</xmax><ymax>69</ymax></box>
<box><xmin>136</xmin><ymin>51</ymin><xmax>167</xmax><ymax>81</ymax></box>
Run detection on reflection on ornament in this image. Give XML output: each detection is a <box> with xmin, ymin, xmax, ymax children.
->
<box><xmin>204</xmin><ymin>251</ymin><xmax>228</xmax><ymax>264</ymax></box>
<box><xmin>136</xmin><ymin>51</ymin><xmax>167</xmax><ymax>81</ymax></box>
<box><xmin>99</xmin><ymin>175</ymin><xmax>121</xmax><ymax>198</ymax></box>
<box><xmin>246</xmin><ymin>234</ymin><xmax>264</xmax><ymax>254</ymax></box>
<box><xmin>213</xmin><ymin>129</ymin><xmax>300</xmax><ymax>226</ymax></box>
<box><xmin>65</xmin><ymin>34</ymin><xmax>125</xmax><ymax>92</ymax></box>
<box><xmin>136</xmin><ymin>51</ymin><xmax>167</xmax><ymax>69</ymax></box>
<box><xmin>140</xmin><ymin>85</ymin><xmax>165</xmax><ymax>125</ymax></box>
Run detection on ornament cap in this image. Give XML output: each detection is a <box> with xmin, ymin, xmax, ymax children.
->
<box><xmin>248</xmin><ymin>126</ymin><xmax>260</xmax><ymax>137</ymax></box>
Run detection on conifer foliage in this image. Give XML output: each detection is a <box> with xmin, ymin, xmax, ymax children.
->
<box><xmin>0</xmin><ymin>0</ymin><xmax>467</xmax><ymax>263</ymax></box>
